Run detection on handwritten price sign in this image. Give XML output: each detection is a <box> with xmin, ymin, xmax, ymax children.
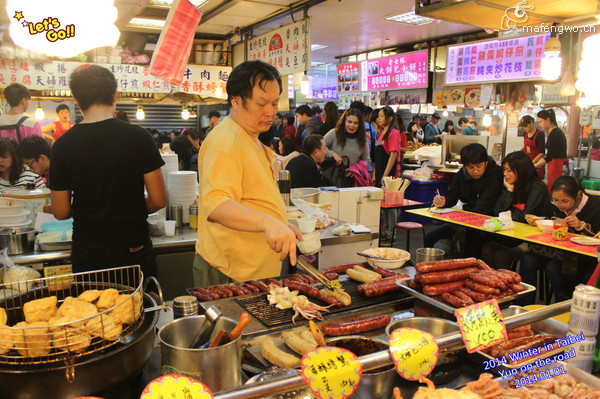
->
<box><xmin>140</xmin><ymin>374</ymin><xmax>213</xmax><ymax>399</ymax></box>
<box><xmin>301</xmin><ymin>347</ymin><xmax>362</xmax><ymax>399</ymax></box>
<box><xmin>455</xmin><ymin>299</ymin><xmax>508</xmax><ymax>353</ymax></box>
<box><xmin>389</xmin><ymin>328</ymin><xmax>439</xmax><ymax>381</ymax></box>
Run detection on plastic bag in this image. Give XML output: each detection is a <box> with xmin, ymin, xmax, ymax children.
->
<box><xmin>484</xmin><ymin>211</ymin><xmax>515</xmax><ymax>232</ymax></box>
<box><xmin>413</xmin><ymin>162</ymin><xmax>433</xmax><ymax>181</ymax></box>
<box><xmin>1</xmin><ymin>248</ymin><xmax>40</xmax><ymax>290</ymax></box>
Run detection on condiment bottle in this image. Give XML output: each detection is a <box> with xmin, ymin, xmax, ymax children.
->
<box><xmin>552</xmin><ymin>219</ymin><xmax>568</xmax><ymax>241</ymax></box>
<box><xmin>189</xmin><ymin>204</ymin><xmax>198</xmax><ymax>229</ymax></box>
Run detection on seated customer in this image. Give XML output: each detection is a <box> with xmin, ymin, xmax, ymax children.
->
<box><xmin>275</xmin><ymin>137</ymin><xmax>300</xmax><ymax>168</ymax></box>
<box><xmin>424</xmin><ymin>143</ymin><xmax>503</xmax><ymax>254</ymax></box>
<box><xmin>17</xmin><ymin>136</ymin><xmax>52</xmax><ymax>180</ymax></box>
<box><xmin>0</xmin><ymin>138</ymin><xmax>46</xmax><ymax>190</ymax></box>
<box><xmin>286</xmin><ymin>135</ymin><xmax>327</xmax><ymax>188</ymax></box>
<box><xmin>480</xmin><ymin>151</ymin><xmax>548</xmax><ymax>269</ymax></box>
<box><xmin>519</xmin><ymin>176</ymin><xmax>600</xmax><ymax>303</ymax></box>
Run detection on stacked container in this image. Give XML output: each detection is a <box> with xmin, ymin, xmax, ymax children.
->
<box><xmin>567</xmin><ymin>284</ymin><xmax>600</xmax><ymax>372</ymax></box>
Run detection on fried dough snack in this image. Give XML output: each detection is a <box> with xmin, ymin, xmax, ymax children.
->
<box><xmin>23</xmin><ymin>296</ymin><xmax>58</xmax><ymax>323</ymax></box>
<box><xmin>110</xmin><ymin>293</ymin><xmax>141</xmax><ymax>325</ymax></box>
<box><xmin>96</xmin><ymin>289</ymin><xmax>119</xmax><ymax>310</ymax></box>
<box><xmin>56</xmin><ymin>297</ymin><xmax>99</xmax><ymax>328</ymax></box>
<box><xmin>52</xmin><ymin>329</ymin><xmax>92</xmax><ymax>353</ymax></box>
<box><xmin>77</xmin><ymin>289</ymin><xmax>102</xmax><ymax>303</ymax></box>
<box><xmin>0</xmin><ymin>307</ymin><xmax>7</xmax><ymax>326</ymax></box>
<box><xmin>85</xmin><ymin>314</ymin><xmax>122</xmax><ymax>341</ymax></box>
<box><xmin>0</xmin><ymin>326</ymin><xmax>14</xmax><ymax>355</ymax></box>
<box><xmin>13</xmin><ymin>321</ymin><xmax>52</xmax><ymax>357</ymax></box>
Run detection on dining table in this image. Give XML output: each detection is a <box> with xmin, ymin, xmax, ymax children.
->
<box><xmin>406</xmin><ymin>207</ymin><xmax>599</xmax><ymax>258</ymax></box>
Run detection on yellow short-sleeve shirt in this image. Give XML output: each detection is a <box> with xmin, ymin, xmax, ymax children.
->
<box><xmin>195</xmin><ymin>116</ymin><xmax>287</xmax><ymax>282</ymax></box>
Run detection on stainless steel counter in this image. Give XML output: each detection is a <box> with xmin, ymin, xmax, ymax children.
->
<box><xmin>318</xmin><ymin>220</ymin><xmax>378</xmax><ymax>246</ymax></box>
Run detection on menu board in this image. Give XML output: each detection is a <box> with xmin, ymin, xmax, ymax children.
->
<box><xmin>337</xmin><ymin>62</ymin><xmax>360</xmax><ymax>93</ymax></box>
<box><xmin>308</xmin><ymin>86</ymin><xmax>339</xmax><ymax>100</ymax></box>
<box><xmin>446</xmin><ymin>33</ymin><xmax>550</xmax><ymax>84</ymax></box>
<box><xmin>360</xmin><ymin>51</ymin><xmax>428</xmax><ymax>91</ymax></box>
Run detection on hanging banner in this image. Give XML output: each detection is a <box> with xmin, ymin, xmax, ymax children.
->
<box><xmin>0</xmin><ymin>60</ymin><xmax>231</xmax><ymax>99</ymax></box>
<box><xmin>446</xmin><ymin>33</ymin><xmax>551</xmax><ymax>85</ymax></box>
<box><xmin>360</xmin><ymin>50</ymin><xmax>428</xmax><ymax>91</ymax></box>
<box><xmin>337</xmin><ymin>62</ymin><xmax>360</xmax><ymax>93</ymax></box>
<box><xmin>246</xmin><ymin>19</ymin><xmax>311</xmax><ymax>76</ymax></box>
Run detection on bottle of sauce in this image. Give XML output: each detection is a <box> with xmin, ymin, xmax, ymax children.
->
<box><xmin>189</xmin><ymin>204</ymin><xmax>198</xmax><ymax>229</ymax></box>
<box><xmin>552</xmin><ymin>219</ymin><xmax>568</xmax><ymax>241</ymax></box>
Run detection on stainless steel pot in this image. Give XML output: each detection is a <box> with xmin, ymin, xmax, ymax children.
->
<box><xmin>385</xmin><ymin>317</ymin><xmax>464</xmax><ymax>384</ymax></box>
<box><xmin>290</xmin><ymin>188</ymin><xmax>320</xmax><ymax>204</ymax></box>
<box><xmin>0</xmin><ymin>227</ymin><xmax>36</xmax><ymax>255</ymax></box>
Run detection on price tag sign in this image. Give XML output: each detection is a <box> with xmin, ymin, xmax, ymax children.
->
<box><xmin>44</xmin><ymin>264</ymin><xmax>73</xmax><ymax>292</ymax></box>
<box><xmin>389</xmin><ymin>327</ymin><xmax>439</xmax><ymax>381</ymax></box>
<box><xmin>301</xmin><ymin>347</ymin><xmax>362</xmax><ymax>399</ymax></box>
<box><xmin>140</xmin><ymin>374</ymin><xmax>213</xmax><ymax>399</ymax></box>
<box><xmin>455</xmin><ymin>298</ymin><xmax>508</xmax><ymax>353</ymax></box>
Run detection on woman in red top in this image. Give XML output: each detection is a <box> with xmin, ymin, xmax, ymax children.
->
<box><xmin>519</xmin><ymin>115</ymin><xmax>545</xmax><ymax>179</ymax></box>
<box><xmin>281</xmin><ymin>114</ymin><xmax>300</xmax><ymax>149</ymax></box>
<box><xmin>533</xmin><ymin>109</ymin><xmax>566</xmax><ymax>193</ymax></box>
<box><xmin>41</xmin><ymin>104</ymin><xmax>74</xmax><ymax>142</ymax></box>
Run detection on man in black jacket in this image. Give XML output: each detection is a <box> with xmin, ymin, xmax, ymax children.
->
<box><xmin>286</xmin><ymin>134</ymin><xmax>327</xmax><ymax>188</ymax></box>
<box><xmin>424</xmin><ymin>143</ymin><xmax>503</xmax><ymax>251</ymax></box>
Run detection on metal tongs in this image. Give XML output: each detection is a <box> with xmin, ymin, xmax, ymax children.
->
<box><xmin>296</xmin><ymin>257</ymin><xmax>339</xmax><ymax>291</ymax></box>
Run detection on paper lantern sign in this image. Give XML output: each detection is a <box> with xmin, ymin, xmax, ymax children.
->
<box><xmin>455</xmin><ymin>299</ymin><xmax>508</xmax><ymax>353</ymax></box>
<box><xmin>389</xmin><ymin>328</ymin><xmax>439</xmax><ymax>381</ymax></box>
<box><xmin>140</xmin><ymin>374</ymin><xmax>213</xmax><ymax>399</ymax></box>
<box><xmin>301</xmin><ymin>346</ymin><xmax>362</xmax><ymax>399</ymax></box>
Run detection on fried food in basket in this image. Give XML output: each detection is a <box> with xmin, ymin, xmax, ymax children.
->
<box><xmin>86</xmin><ymin>314</ymin><xmax>123</xmax><ymax>341</ymax></box>
<box><xmin>23</xmin><ymin>296</ymin><xmax>58</xmax><ymax>323</ymax></box>
<box><xmin>411</xmin><ymin>376</ymin><xmax>484</xmax><ymax>399</ymax></box>
<box><xmin>77</xmin><ymin>289</ymin><xmax>102</xmax><ymax>303</ymax></box>
<box><xmin>0</xmin><ymin>326</ymin><xmax>14</xmax><ymax>355</ymax></box>
<box><xmin>13</xmin><ymin>321</ymin><xmax>52</xmax><ymax>357</ymax></box>
<box><xmin>465</xmin><ymin>373</ymin><xmax>502</xmax><ymax>398</ymax></box>
<box><xmin>55</xmin><ymin>297</ymin><xmax>99</xmax><ymax>328</ymax></box>
<box><xmin>110</xmin><ymin>293</ymin><xmax>141</xmax><ymax>325</ymax></box>
<box><xmin>0</xmin><ymin>307</ymin><xmax>6</xmax><ymax>326</ymax></box>
<box><xmin>96</xmin><ymin>289</ymin><xmax>119</xmax><ymax>310</ymax></box>
<box><xmin>52</xmin><ymin>329</ymin><xmax>92</xmax><ymax>353</ymax></box>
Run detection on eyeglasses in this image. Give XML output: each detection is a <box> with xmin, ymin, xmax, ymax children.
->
<box><xmin>24</xmin><ymin>158</ymin><xmax>37</xmax><ymax>169</ymax></box>
<box><xmin>551</xmin><ymin>198</ymin><xmax>574</xmax><ymax>206</ymax></box>
<box><xmin>465</xmin><ymin>162</ymin><xmax>486</xmax><ymax>172</ymax></box>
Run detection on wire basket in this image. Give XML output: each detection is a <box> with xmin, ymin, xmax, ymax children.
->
<box><xmin>0</xmin><ymin>265</ymin><xmax>144</xmax><ymax>366</ymax></box>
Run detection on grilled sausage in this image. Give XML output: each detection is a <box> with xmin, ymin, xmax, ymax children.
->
<box><xmin>303</xmin><ymin>274</ymin><xmax>318</xmax><ymax>284</ymax></box>
<box><xmin>363</xmin><ymin>280</ymin><xmax>404</xmax><ymax>297</ymax></box>
<box><xmin>225</xmin><ymin>285</ymin><xmax>244</xmax><ymax>296</ymax></box>
<box><xmin>511</xmin><ymin>283</ymin><xmax>524</xmax><ymax>292</ymax></box>
<box><xmin>267</xmin><ymin>278</ymin><xmax>282</xmax><ymax>287</ymax></box>
<box><xmin>453</xmin><ymin>290</ymin><xmax>475</xmax><ymax>306</ymax></box>
<box><xmin>191</xmin><ymin>290</ymin><xmax>212</xmax><ymax>302</ymax></box>
<box><xmin>251</xmin><ymin>280</ymin><xmax>270</xmax><ymax>292</ymax></box>
<box><xmin>476</xmin><ymin>259</ymin><xmax>494</xmax><ymax>271</ymax></box>
<box><xmin>458</xmin><ymin>287</ymin><xmax>492</xmax><ymax>303</ymax></box>
<box><xmin>243</xmin><ymin>283</ymin><xmax>260</xmax><ymax>294</ymax></box>
<box><xmin>357</xmin><ymin>275</ymin><xmax>408</xmax><ymax>294</ymax></box>
<box><xmin>497</xmin><ymin>269</ymin><xmax>521</xmax><ymax>283</ymax></box>
<box><xmin>323</xmin><ymin>273</ymin><xmax>339</xmax><ymax>281</ymax></box>
<box><xmin>320</xmin><ymin>263</ymin><xmax>362</xmax><ymax>275</ymax></box>
<box><xmin>418</xmin><ymin>267</ymin><xmax>479</xmax><ymax>284</ymax></box>
<box><xmin>464</xmin><ymin>279</ymin><xmax>497</xmax><ymax>295</ymax></box>
<box><xmin>372</xmin><ymin>265</ymin><xmax>400</xmax><ymax>278</ymax></box>
<box><xmin>416</xmin><ymin>258</ymin><xmax>479</xmax><ymax>273</ymax></box>
<box><xmin>283</xmin><ymin>280</ymin><xmax>320</xmax><ymax>298</ymax></box>
<box><xmin>469</xmin><ymin>271</ymin><xmax>505</xmax><ymax>289</ymax></box>
<box><xmin>422</xmin><ymin>281</ymin><xmax>465</xmax><ymax>296</ymax></box>
<box><xmin>507</xmin><ymin>328</ymin><xmax>534</xmax><ymax>340</ymax></box>
<box><xmin>442</xmin><ymin>292</ymin><xmax>467</xmax><ymax>308</ymax></box>
<box><xmin>238</xmin><ymin>285</ymin><xmax>252</xmax><ymax>295</ymax></box>
<box><xmin>321</xmin><ymin>314</ymin><xmax>391</xmax><ymax>336</ymax></box>
<box><xmin>316</xmin><ymin>293</ymin><xmax>344</xmax><ymax>307</ymax></box>
<box><xmin>490</xmin><ymin>335</ymin><xmax>548</xmax><ymax>358</ymax></box>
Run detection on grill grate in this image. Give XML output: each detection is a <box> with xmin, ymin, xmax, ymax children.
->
<box><xmin>235</xmin><ymin>280</ymin><xmax>409</xmax><ymax>328</ymax></box>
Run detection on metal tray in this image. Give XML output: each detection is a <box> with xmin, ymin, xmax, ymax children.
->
<box><xmin>495</xmin><ymin>361</ymin><xmax>600</xmax><ymax>390</ymax></box>
<box><xmin>38</xmin><ymin>240</ymin><xmax>72</xmax><ymax>251</ymax></box>
<box><xmin>469</xmin><ymin>305</ymin><xmax>570</xmax><ymax>376</ymax></box>
<box><xmin>397</xmin><ymin>279</ymin><xmax>536</xmax><ymax>315</ymax></box>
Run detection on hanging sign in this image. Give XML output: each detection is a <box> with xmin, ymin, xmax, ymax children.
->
<box><xmin>140</xmin><ymin>374</ymin><xmax>213</xmax><ymax>399</ymax></box>
<box><xmin>337</xmin><ymin>62</ymin><xmax>360</xmax><ymax>93</ymax></box>
<box><xmin>389</xmin><ymin>328</ymin><xmax>439</xmax><ymax>381</ymax></box>
<box><xmin>446</xmin><ymin>33</ymin><xmax>551</xmax><ymax>84</ymax></box>
<box><xmin>0</xmin><ymin>60</ymin><xmax>231</xmax><ymax>99</ymax></box>
<box><xmin>246</xmin><ymin>19</ymin><xmax>311</xmax><ymax>76</ymax></box>
<box><xmin>360</xmin><ymin>50</ymin><xmax>428</xmax><ymax>91</ymax></box>
<box><xmin>454</xmin><ymin>299</ymin><xmax>508</xmax><ymax>353</ymax></box>
<box><xmin>301</xmin><ymin>347</ymin><xmax>362</xmax><ymax>399</ymax></box>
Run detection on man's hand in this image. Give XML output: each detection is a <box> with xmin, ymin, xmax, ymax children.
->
<box><xmin>433</xmin><ymin>195</ymin><xmax>446</xmax><ymax>208</ymax></box>
<box><xmin>332</xmin><ymin>152</ymin><xmax>342</xmax><ymax>166</ymax></box>
<box><xmin>264</xmin><ymin>218</ymin><xmax>300</xmax><ymax>265</ymax></box>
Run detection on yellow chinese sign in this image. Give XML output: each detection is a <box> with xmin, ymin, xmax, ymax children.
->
<box><xmin>455</xmin><ymin>298</ymin><xmax>508</xmax><ymax>353</ymax></box>
<box><xmin>389</xmin><ymin>327</ymin><xmax>439</xmax><ymax>381</ymax></box>
<box><xmin>140</xmin><ymin>374</ymin><xmax>213</xmax><ymax>399</ymax></box>
<box><xmin>301</xmin><ymin>347</ymin><xmax>362</xmax><ymax>399</ymax></box>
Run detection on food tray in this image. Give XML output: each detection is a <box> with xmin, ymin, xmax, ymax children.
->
<box><xmin>469</xmin><ymin>306</ymin><xmax>569</xmax><ymax>376</ymax></box>
<box><xmin>397</xmin><ymin>279</ymin><xmax>536</xmax><ymax>315</ymax></box>
<box><xmin>38</xmin><ymin>240</ymin><xmax>72</xmax><ymax>251</ymax></box>
<box><xmin>495</xmin><ymin>361</ymin><xmax>600</xmax><ymax>390</ymax></box>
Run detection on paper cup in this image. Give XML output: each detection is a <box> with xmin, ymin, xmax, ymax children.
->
<box><xmin>164</xmin><ymin>220</ymin><xmax>176</xmax><ymax>237</ymax></box>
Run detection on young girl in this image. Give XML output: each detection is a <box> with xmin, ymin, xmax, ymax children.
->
<box><xmin>0</xmin><ymin>138</ymin><xmax>46</xmax><ymax>190</ymax></box>
<box><xmin>520</xmin><ymin>176</ymin><xmax>600</xmax><ymax>303</ymax></box>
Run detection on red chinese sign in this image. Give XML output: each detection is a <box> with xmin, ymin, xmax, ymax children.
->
<box><xmin>360</xmin><ymin>51</ymin><xmax>428</xmax><ymax>91</ymax></box>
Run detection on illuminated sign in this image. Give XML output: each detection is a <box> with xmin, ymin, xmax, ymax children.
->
<box><xmin>360</xmin><ymin>51</ymin><xmax>428</xmax><ymax>91</ymax></box>
<box><xmin>337</xmin><ymin>62</ymin><xmax>360</xmax><ymax>93</ymax></box>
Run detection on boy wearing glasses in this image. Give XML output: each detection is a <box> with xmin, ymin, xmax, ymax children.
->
<box><xmin>424</xmin><ymin>143</ymin><xmax>504</xmax><ymax>254</ymax></box>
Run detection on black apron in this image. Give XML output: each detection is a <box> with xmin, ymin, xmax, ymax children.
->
<box><xmin>374</xmin><ymin>138</ymin><xmax>396</xmax><ymax>188</ymax></box>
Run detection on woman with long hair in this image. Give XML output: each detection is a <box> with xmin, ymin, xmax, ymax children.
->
<box><xmin>534</xmin><ymin>109</ymin><xmax>566</xmax><ymax>192</ymax></box>
<box><xmin>0</xmin><ymin>138</ymin><xmax>45</xmax><ymax>190</ymax></box>
<box><xmin>442</xmin><ymin>120</ymin><xmax>455</xmax><ymax>135</ymax></box>
<box><xmin>323</xmin><ymin>108</ymin><xmax>369</xmax><ymax>167</ymax></box>
<box><xmin>406</xmin><ymin>121</ymin><xmax>419</xmax><ymax>143</ymax></box>
<box><xmin>281</xmin><ymin>114</ymin><xmax>300</xmax><ymax>149</ymax></box>
<box><xmin>318</xmin><ymin>102</ymin><xmax>339</xmax><ymax>136</ymax></box>
<box><xmin>373</xmin><ymin>106</ymin><xmax>403</xmax><ymax>188</ymax></box>
<box><xmin>275</xmin><ymin>137</ymin><xmax>300</xmax><ymax>168</ymax></box>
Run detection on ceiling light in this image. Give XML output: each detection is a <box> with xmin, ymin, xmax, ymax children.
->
<box><xmin>357</xmin><ymin>53</ymin><xmax>367</xmax><ymax>61</ymax></box>
<box><xmin>136</xmin><ymin>104</ymin><xmax>145</xmax><ymax>120</ymax></box>
<box><xmin>442</xmin><ymin>109</ymin><xmax>449</xmax><ymax>118</ymax></box>
<box><xmin>311</xmin><ymin>44</ymin><xmax>327</xmax><ymax>51</ymax></box>
<box><xmin>34</xmin><ymin>100</ymin><xmax>44</xmax><ymax>121</ymax></box>
<box><xmin>541</xmin><ymin>37</ymin><xmax>562</xmax><ymax>81</ymax></box>
<box><xmin>368</xmin><ymin>50</ymin><xmax>382</xmax><ymax>59</ymax></box>
<box><xmin>576</xmin><ymin>33</ymin><xmax>600</xmax><ymax>102</ymax></box>
<box><xmin>127</xmin><ymin>18</ymin><xmax>165</xmax><ymax>29</ymax></box>
<box><xmin>386</xmin><ymin>11</ymin><xmax>434</xmax><ymax>26</ymax></box>
<box><xmin>181</xmin><ymin>105</ymin><xmax>190</xmax><ymax>120</ymax></box>
<box><xmin>483</xmin><ymin>110</ymin><xmax>492</xmax><ymax>127</ymax></box>
<box><xmin>300</xmin><ymin>73</ymin><xmax>310</xmax><ymax>96</ymax></box>
<box><xmin>148</xmin><ymin>0</ymin><xmax>207</xmax><ymax>7</ymax></box>
<box><xmin>348</xmin><ymin>55</ymin><xmax>357</xmax><ymax>62</ymax></box>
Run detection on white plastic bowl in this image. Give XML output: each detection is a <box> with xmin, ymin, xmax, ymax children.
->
<box><xmin>0</xmin><ymin>198</ymin><xmax>28</xmax><ymax>216</ymax></box>
<box><xmin>360</xmin><ymin>247</ymin><xmax>411</xmax><ymax>269</ymax></box>
<box><xmin>535</xmin><ymin>219</ymin><xmax>554</xmax><ymax>234</ymax></box>
<box><xmin>297</xmin><ymin>218</ymin><xmax>316</xmax><ymax>234</ymax></box>
<box><xmin>0</xmin><ymin>210</ymin><xmax>30</xmax><ymax>224</ymax></box>
<box><xmin>38</xmin><ymin>231</ymin><xmax>62</xmax><ymax>243</ymax></box>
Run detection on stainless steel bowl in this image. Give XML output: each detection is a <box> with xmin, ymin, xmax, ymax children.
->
<box><xmin>290</xmin><ymin>188</ymin><xmax>320</xmax><ymax>204</ymax></box>
<box><xmin>385</xmin><ymin>317</ymin><xmax>464</xmax><ymax>384</ymax></box>
<box><xmin>0</xmin><ymin>227</ymin><xmax>36</xmax><ymax>255</ymax></box>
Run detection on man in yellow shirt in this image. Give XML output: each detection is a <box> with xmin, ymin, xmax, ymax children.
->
<box><xmin>194</xmin><ymin>60</ymin><xmax>302</xmax><ymax>285</ymax></box>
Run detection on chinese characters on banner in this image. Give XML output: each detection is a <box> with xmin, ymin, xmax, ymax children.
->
<box><xmin>445</xmin><ymin>33</ymin><xmax>551</xmax><ymax>84</ymax></box>
<box><xmin>0</xmin><ymin>60</ymin><xmax>231</xmax><ymax>99</ymax></box>
<box><xmin>246</xmin><ymin>19</ymin><xmax>311</xmax><ymax>76</ymax></box>
<box><xmin>308</xmin><ymin>87</ymin><xmax>339</xmax><ymax>100</ymax></box>
<box><xmin>337</xmin><ymin>63</ymin><xmax>360</xmax><ymax>93</ymax></box>
<box><xmin>360</xmin><ymin>51</ymin><xmax>428</xmax><ymax>91</ymax></box>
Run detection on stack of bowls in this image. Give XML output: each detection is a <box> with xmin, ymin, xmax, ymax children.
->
<box><xmin>0</xmin><ymin>198</ymin><xmax>30</xmax><ymax>227</ymax></box>
<box><xmin>161</xmin><ymin>154</ymin><xmax>179</xmax><ymax>187</ymax></box>
<box><xmin>167</xmin><ymin>171</ymin><xmax>198</xmax><ymax>223</ymax></box>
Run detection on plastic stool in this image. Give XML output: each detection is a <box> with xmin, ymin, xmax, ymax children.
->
<box><xmin>391</xmin><ymin>222</ymin><xmax>425</xmax><ymax>253</ymax></box>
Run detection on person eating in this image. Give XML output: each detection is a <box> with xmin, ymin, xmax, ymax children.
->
<box><xmin>194</xmin><ymin>60</ymin><xmax>302</xmax><ymax>287</ymax></box>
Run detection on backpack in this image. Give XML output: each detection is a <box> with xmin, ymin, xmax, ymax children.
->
<box><xmin>0</xmin><ymin>116</ymin><xmax>28</xmax><ymax>143</ymax></box>
<box><xmin>321</xmin><ymin>156</ymin><xmax>354</xmax><ymax>188</ymax></box>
